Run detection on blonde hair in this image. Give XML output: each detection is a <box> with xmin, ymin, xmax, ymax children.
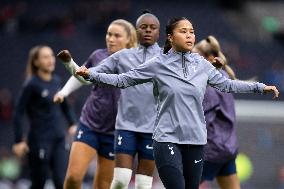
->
<box><xmin>25</xmin><ymin>45</ymin><xmax>49</xmax><ymax>79</ymax></box>
<box><xmin>110</xmin><ymin>19</ymin><xmax>137</xmax><ymax>48</ymax></box>
<box><xmin>196</xmin><ymin>35</ymin><xmax>236</xmax><ymax>79</ymax></box>
<box><xmin>205</xmin><ymin>36</ymin><xmax>237</xmax><ymax>79</ymax></box>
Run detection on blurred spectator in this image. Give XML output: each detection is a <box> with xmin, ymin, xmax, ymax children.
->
<box><xmin>1</xmin><ymin>0</ymin><xmax>130</xmax><ymax>35</ymax></box>
<box><xmin>0</xmin><ymin>88</ymin><xmax>13</xmax><ymax>124</ymax></box>
<box><xmin>278</xmin><ymin>166</ymin><xmax>284</xmax><ymax>189</ymax></box>
<box><xmin>0</xmin><ymin>1</ymin><xmax>27</xmax><ymax>35</ymax></box>
<box><xmin>0</xmin><ymin>147</ymin><xmax>20</xmax><ymax>181</ymax></box>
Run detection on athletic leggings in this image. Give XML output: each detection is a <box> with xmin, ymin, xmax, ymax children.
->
<box><xmin>28</xmin><ymin>138</ymin><xmax>68</xmax><ymax>189</ymax></box>
<box><xmin>153</xmin><ymin>141</ymin><xmax>204</xmax><ymax>189</ymax></box>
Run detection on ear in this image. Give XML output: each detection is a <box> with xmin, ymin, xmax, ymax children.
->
<box><xmin>167</xmin><ymin>34</ymin><xmax>173</xmax><ymax>43</ymax></box>
<box><xmin>126</xmin><ymin>37</ymin><xmax>130</xmax><ymax>45</ymax></box>
<box><xmin>33</xmin><ymin>59</ymin><xmax>42</xmax><ymax>69</ymax></box>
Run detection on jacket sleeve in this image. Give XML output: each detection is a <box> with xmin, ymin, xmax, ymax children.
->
<box><xmin>90</xmin><ymin>50</ymin><xmax>121</xmax><ymax>74</ymax></box>
<box><xmin>206</xmin><ymin>61</ymin><xmax>266</xmax><ymax>93</ymax></box>
<box><xmin>58</xmin><ymin>76</ymin><xmax>84</xmax><ymax>97</ymax></box>
<box><xmin>13</xmin><ymin>82</ymin><xmax>32</xmax><ymax>143</ymax></box>
<box><xmin>88</xmin><ymin>57</ymin><xmax>158</xmax><ymax>89</ymax></box>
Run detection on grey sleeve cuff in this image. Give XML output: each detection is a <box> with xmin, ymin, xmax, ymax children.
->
<box><xmin>255</xmin><ymin>82</ymin><xmax>266</xmax><ymax>94</ymax></box>
<box><xmin>87</xmin><ymin>68</ymin><xmax>99</xmax><ymax>82</ymax></box>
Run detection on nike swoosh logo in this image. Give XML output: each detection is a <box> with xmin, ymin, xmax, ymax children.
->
<box><xmin>146</xmin><ymin>145</ymin><xmax>153</xmax><ymax>150</ymax></box>
<box><xmin>109</xmin><ymin>152</ymin><xmax>115</xmax><ymax>157</ymax></box>
<box><xmin>194</xmin><ymin>159</ymin><xmax>202</xmax><ymax>163</ymax></box>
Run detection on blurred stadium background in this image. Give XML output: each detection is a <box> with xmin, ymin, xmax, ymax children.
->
<box><xmin>0</xmin><ymin>0</ymin><xmax>283</xmax><ymax>188</ymax></box>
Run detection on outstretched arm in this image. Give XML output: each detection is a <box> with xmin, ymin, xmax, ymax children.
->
<box><xmin>57</xmin><ymin>50</ymin><xmax>92</xmax><ymax>85</ymax></box>
<box><xmin>207</xmin><ymin>63</ymin><xmax>279</xmax><ymax>99</ymax></box>
<box><xmin>76</xmin><ymin>58</ymin><xmax>158</xmax><ymax>88</ymax></box>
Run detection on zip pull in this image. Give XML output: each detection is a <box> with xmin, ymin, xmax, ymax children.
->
<box><xmin>143</xmin><ymin>48</ymin><xmax>147</xmax><ymax>63</ymax></box>
<box><xmin>182</xmin><ymin>52</ymin><xmax>188</xmax><ymax>78</ymax></box>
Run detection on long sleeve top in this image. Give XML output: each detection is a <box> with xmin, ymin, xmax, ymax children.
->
<box><xmin>79</xmin><ymin>48</ymin><xmax>120</xmax><ymax>134</ymax></box>
<box><xmin>88</xmin><ymin>50</ymin><xmax>266</xmax><ymax>144</ymax></box>
<box><xmin>13</xmin><ymin>75</ymin><xmax>77</xmax><ymax>143</ymax></box>
<box><xmin>89</xmin><ymin>43</ymin><xmax>161</xmax><ymax>133</ymax></box>
<box><xmin>203</xmin><ymin>71</ymin><xmax>238</xmax><ymax>162</ymax></box>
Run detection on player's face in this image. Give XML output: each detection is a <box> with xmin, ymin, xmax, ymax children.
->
<box><xmin>35</xmin><ymin>47</ymin><xmax>55</xmax><ymax>73</ymax></box>
<box><xmin>137</xmin><ymin>16</ymin><xmax>160</xmax><ymax>47</ymax></box>
<box><xmin>106</xmin><ymin>24</ymin><xmax>129</xmax><ymax>54</ymax></box>
<box><xmin>169</xmin><ymin>20</ymin><xmax>195</xmax><ymax>52</ymax></box>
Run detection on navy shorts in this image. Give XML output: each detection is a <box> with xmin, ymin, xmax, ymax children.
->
<box><xmin>74</xmin><ymin>122</ymin><xmax>115</xmax><ymax>160</ymax></box>
<box><xmin>202</xmin><ymin>158</ymin><xmax>237</xmax><ymax>181</ymax></box>
<box><xmin>114</xmin><ymin>129</ymin><xmax>154</xmax><ymax>160</ymax></box>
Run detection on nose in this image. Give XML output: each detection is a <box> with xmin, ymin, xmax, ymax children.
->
<box><xmin>145</xmin><ymin>26</ymin><xmax>152</xmax><ymax>33</ymax></box>
<box><xmin>108</xmin><ymin>35</ymin><xmax>115</xmax><ymax>42</ymax></box>
<box><xmin>186</xmin><ymin>32</ymin><xmax>191</xmax><ymax>38</ymax></box>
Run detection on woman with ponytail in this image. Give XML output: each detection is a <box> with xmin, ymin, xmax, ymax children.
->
<box><xmin>57</xmin><ymin>12</ymin><xmax>161</xmax><ymax>189</ymax></box>
<box><xmin>193</xmin><ymin>36</ymin><xmax>241</xmax><ymax>189</ymax></box>
<box><xmin>76</xmin><ymin>17</ymin><xmax>279</xmax><ymax>189</ymax></box>
<box><xmin>54</xmin><ymin>19</ymin><xmax>138</xmax><ymax>189</ymax></box>
<box><xmin>13</xmin><ymin>45</ymin><xmax>77</xmax><ymax>189</ymax></box>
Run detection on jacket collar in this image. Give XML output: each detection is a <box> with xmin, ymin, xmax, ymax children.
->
<box><xmin>167</xmin><ymin>48</ymin><xmax>195</xmax><ymax>62</ymax></box>
<box><xmin>138</xmin><ymin>42</ymin><xmax>160</xmax><ymax>52</ymax></box>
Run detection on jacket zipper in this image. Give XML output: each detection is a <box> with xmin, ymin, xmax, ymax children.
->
<box><xmin>182</xmin><ymin>52</ymin><xmax>188</xmax><ymax>78</ymax></box>
<box><xmin>143</xmin><ymin>48</ymin><xmax>147</xmax><ymax>63</ymax></box>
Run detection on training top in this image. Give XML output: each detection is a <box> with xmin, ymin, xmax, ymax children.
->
<box><xmin>13</xmin><ymin>75</ymin><xmax>77</xmax><ymax>143</ymax></box>
<box><xmin>90</xmin><ymin>43</ymin><xmax>161</xmax><ymax>133</ymax></box>
<box><xmin>80</xmin><ymin>48</ymin><xmax>120</xmax><ymax>134</ymax></box>
<box><xmin>88</xmin><ymin>50</ymin><xmax>266</xmax><ymax>144</ymax></box>
<box><xmin>203</xmin><ymin>71</ymin><xmax>238</xmax><ymax>162</ymax></box>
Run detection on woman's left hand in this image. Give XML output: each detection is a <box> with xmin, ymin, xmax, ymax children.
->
<box><xmin>263</xmin><ymin>86</ymin><xmax>280</xmax><ymax>99</ymax></box>
<box><xmin>212</xmin><ymin>57</ymin><xmax>225</xmax><ymax>69</ymax></box>
<box><xmin>68</xmin><ymin>124</ymin><xmax>77</xmax><ymax>136</ymax></box>
<box><xmin>76</xmin><ymin>66</ymin><xmax>90</xmax><ymax>78</ymax></box>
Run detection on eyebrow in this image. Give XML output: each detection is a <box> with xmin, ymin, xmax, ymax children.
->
<box><xmin>107</xmin><ymin>31</ymin><xmax>122</xmax><ymax>35</ymax></box>
<box><xmin>179</xmin><ymin>27</ymin><xmax>194</xmax><ymax>30</ymax></box>
<box><xmin>139</xmin><ymin>23</ymin><xmax>158</xmax><ymax>27</ymax></box>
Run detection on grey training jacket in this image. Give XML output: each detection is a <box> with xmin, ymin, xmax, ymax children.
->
<box><xmin>89</xmin><ymin>50</ymin><xmax>266</xmax><ymax>144</ymax></box>
<box><xmin>89</xmin><ymin>43</ymin><xmax>161</xmax><ymax>133</ymax></box>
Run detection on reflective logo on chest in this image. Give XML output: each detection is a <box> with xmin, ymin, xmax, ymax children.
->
<box><xmin>41</xmin><ymin>89</ymin><xmax>49</xmax><ymax>98</ymax></box>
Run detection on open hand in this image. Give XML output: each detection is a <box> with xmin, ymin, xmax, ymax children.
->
<box><xmin>263</xmin><ymin>86</ymin><xmax>279</xmax><ymax>99</ymax></box>
<box><xmin>57</xmin><ymin>50</ymin><xmax>72</xmax><ymax>62</ymax></box>
<box><xmin>12</xmin><ymin>142</ymin><xmax>29</xmax><ymax>158</ymax></box>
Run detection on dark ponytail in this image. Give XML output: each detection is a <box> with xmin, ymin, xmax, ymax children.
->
<box><xmin>163</xmin><ymin>17</ymin><xmax>189</xmax><ymax>54</ymax></box>
<box><xmin>142</xmin><ymin>9</ymin><xmax>151</xmax><ymax>14</ymax></box>
<box><xmin>163</xmin><ymin>39</ymin><xmax>172</xmax><ymax>54</ymax></box>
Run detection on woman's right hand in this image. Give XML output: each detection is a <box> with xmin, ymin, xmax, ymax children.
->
<box><xmin>57</xmin><ymin>50</ymin><xmax>72</xmax><ymax>62</ymax></box>
<box><xmin>53</xmin><ymin>92</ymin><xmax>65</xmax><ymax>104</ymax></box>
<box><xmin>263</xmin><ymin>86</ymin><xmax>280</xmax><ymax>99</ymax></box>
<box><xmin>12</xmin><ymin>142</ymin><xmax>29</xmax><ymax>158</ymax></box>
<box><xmin>76</xmin><ymin>66</ymin><xmax>90</xmax><ymax>79</ymax></box>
